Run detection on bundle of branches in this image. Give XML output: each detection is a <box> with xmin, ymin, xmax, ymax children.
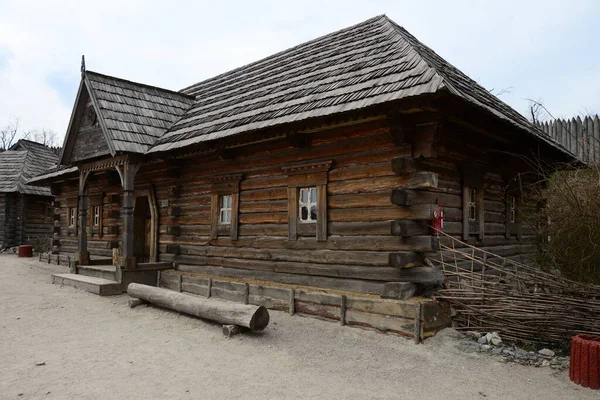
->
<box><xmin>431</xmin><ymin>232</ymin><xmax>600</xmax><ymax>347</ymax></box>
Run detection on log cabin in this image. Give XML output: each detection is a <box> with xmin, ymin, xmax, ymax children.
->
<box><xmin>0</xmin><ymin>140</ymin><xmax>58</xmax><ymax>248</ymax></box>
<box><xmin>29</xmin><ymin>15</ymin><xmax>574</xmax><ymax>302</ymax></box>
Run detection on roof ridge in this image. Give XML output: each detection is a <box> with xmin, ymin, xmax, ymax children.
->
<box><xmin>179</xmin><ymin>15</ymin><xmax>388</xmax><ymax>94</ymax></box>
<box><xmin>85</xmin><ymin>70</ymin><xmax>195</xmax><ymax>100</ymax></box>
<box><xmin>379</xmin><ymin>17</ymin><xmax>447</xmax><ymax>92</ymax></box>
<box><xmin>384</xmin><ymin>19</ymin><xmax>540</xmax><ymax>134</ymax></box>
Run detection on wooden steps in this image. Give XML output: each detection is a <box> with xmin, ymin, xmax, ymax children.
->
<box><xmin>51</xmin><ymin>273</ymin><xmax>122</xmax><ymax>296</ymax></box>
<box><xmin>77</xmin><ymin>264</ymin><xmax>117</xmax><ymax>281</ymax></box>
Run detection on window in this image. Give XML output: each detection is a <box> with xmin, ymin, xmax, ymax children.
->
<box><xmin>509</xmin><ymin>196</ymin><xmax>516</xmax><ymax>223</ymax></box>
<box><xmin>210</xmin><ymin>174</ymin><xmax>242</xmax><ymax>240</ymax></box>
<box><xmin>93</xmin><ymin>205</ymin><xmax>100</xmax><ymax>227</ymax></box>
<box><xmin>461</xmin><ymin>167</ymin><xmax>484</xmax><ymax>241</ymax></box>
<box><xmin>468</xmin><ymin>188</ymin><xmax>477</xmax><ymax>221</ymax></box>
<box><xmin>69</xmin><ymin>208</ymin><xmax>76</xmax><ymax>227</ymax></box>
<box><xmin>219</xmin><ymin>195</ymin><xmax>232</xmax><ymax>225</ymax></box>
<box><xmin>299</xmin><ymin>187</ymin><xmax>318</xmax><ymax>223</ymax></box>
<box><xmin>282</xmin><ymin>160</ymin><xmax>332</xmax><ymax>242</ymax></box>
<box><xmin>505</xmin><ymin>192</ymin><xmax>521</xmax><ymax>240</ymax></box>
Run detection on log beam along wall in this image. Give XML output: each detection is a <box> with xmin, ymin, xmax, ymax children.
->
<box><xmin>158</xmin><ymin>270</ymin><xmax>451</xmax><ymax>340</ymax></box>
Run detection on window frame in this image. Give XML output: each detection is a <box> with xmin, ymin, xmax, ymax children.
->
<box><xmin>89</xmin><ymin>193</ymin><xmax>103</xmax><ymax>237</ymax></box>
<box><xmin>210</xmin><ymin>174</ymin><xmax>242</xmax><ymax>240</ymax></box>
<box><xmin>283</xmin><ymin>160</ymin><xmax>332</xmax><ymax>242</ymax></box>
<box><xmin>69</xmin><ymin>207</ymin><xmax>76</xmax><ymax>227</ymax></box>
<box><xmin>93</xmin><ymin>205</ymin><xmax>100</xmax><ymax>227</ymax></box>
<box><xmin>461</xmin><ymin>167</ymin><xmax>485</xmax><ymax>241</ymax></box>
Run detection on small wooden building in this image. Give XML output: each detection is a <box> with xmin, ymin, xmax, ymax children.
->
<box><xmin>0</xmin><ymin>140</ymin><xmax>58</xmax><ymax>248</ymax></box>
<box><xmin>30</xmin><ymin>16</ymin><xmax>573</xmax><ymax>300</ymax></box>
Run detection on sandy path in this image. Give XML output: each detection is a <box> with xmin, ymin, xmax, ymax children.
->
<box><xmin>0</xmin><ymin>254</ymin><xmax>594</xmax><ymax>400</ymax></box>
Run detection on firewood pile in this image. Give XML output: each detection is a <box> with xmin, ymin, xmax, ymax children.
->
<box><xmin>431</xmin><ymin>232</ymin><xmax>600</xmax><ymax>346</ymax></box>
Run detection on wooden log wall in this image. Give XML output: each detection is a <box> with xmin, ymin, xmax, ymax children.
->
<box><xmin>0</xmin><ymin>194</ymin><xmax>5</xmax><ymax>246</ymax></box>
<box><xmin>52</xmin><ymin>172</ymin><xmax>122</xmax><ymax>257</ymax></box>
<box><xmin>393</xmin><ymin>118</ymin><xmax>538</xmax><ymax>267</ymax></box>
<box><xmin>2</xmin><ymin>193</ymin><xmax>18</xmax><ymax>247</ymax></box>
<box><xmin>50</xmin><ymin>113</ymin><xmax>540</xmax><ymax>294</ymax></box>
<box><xmin>136</xmin><ymin>118</ymin><xmax>432</xmax><ymax>295</ymax></box>
<box><xmin>23</xmin><ymin>195</ymin><xmax>54</xmax><ymax>244</ymax></box>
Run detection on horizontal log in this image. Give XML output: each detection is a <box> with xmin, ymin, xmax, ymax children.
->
<box><xmin>398</xmin><ymin>172</ymin><xmax>438</xmax><ymax>189</ymax></box>
<box><xmin>204</xmin><ymin>235</ymin><xmax>434</xmax><ymax>252</ymax></box>
<box><xmin>168</xmin><ymin>207</ymin><xmax>181</xmax><ymax>217</ymax></box>
<box><xmin>167</xmin><ymin>225</ymin><xmax>181</xmax><ymax>236</ymax></box>
<box><xmin>107</xmin><ymin>210</ymin><xmax>119</xmax><ymax>219</ymax></box>
<box><xmin>329</xmin><ymin>204</ymin><xmax>436</xmax><ymax>222</ymax></box>
<box><xmin>166</xmin><ymin>244</ymin><xmax>180</xmax><ymax>254</ymax></box>
<box><xmin>175</xmin><ymin>255</ymin><xmax>402</xmax><ymax>281</ymax></box>
<box><xmin>172</xmin><ymin>265</ymin><xmax>385</xmax><ymax>295</ymax></box>
<box><xmin>388</xmin><ymin>252</ymin><xmax>423</xmax><ymax>268</ymax></box>
<box><xmin>391</xmin><ymin>266</ymin><xmax>445</xmax><ymax>285</ymax></box>
<box><xmin>391</xmin><ymin>157</ymin><xmax>421</xmax><ymax>175</ymax></box>
<box><xmin>328</xmin><ymin>192</ymin><xmax>391</xmax><ymax>209</ymax></box>
<box><xmin>380</xmin><ymin>282</ymin><xmax>418</xmax><ymax>300</ymax></box>
<box><xmin>127</xmin><ymin>283</ymin><xmax>269</xmax><ymax>331</ymax></box>
<box><xmin>391</xmin><ymin>220</ymin><xmax>429</xmax><ymax>237</ymax></box>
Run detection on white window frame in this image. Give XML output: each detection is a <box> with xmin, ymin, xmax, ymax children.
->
<box><xmin>298</xmin><ymin>187</ymin><xmax>318</xmax><ymax>223</ymax></box>
<box><xmin>69</xmin><ymin>208</ymin><xmax>76</xmax><ymax>227</ymax></box>
<box><xmin>219</xmin><ymin>194</ymin><xmax>232</xmax><ymax>225</ymax></box>
<box><xmin>93</xmin><ymin>205</ymin><xmax>100</xmax><ymax>227</ymax></box>
<box><xmin>468</xmin><ymin>188</ymin><xmax>477</xmax><ymax>222</ymax></box>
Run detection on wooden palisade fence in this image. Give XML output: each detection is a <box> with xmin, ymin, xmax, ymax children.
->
<box><xmin>536</xmin><ymin>115</ymin><xmax>600</xmax><ymax>164</ymax></box>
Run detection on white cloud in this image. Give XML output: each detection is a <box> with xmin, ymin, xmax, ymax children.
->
<box><xmin>0</xmin><ymin>0</ymin><xmax>598</xmax><ymax>144</ymax></box>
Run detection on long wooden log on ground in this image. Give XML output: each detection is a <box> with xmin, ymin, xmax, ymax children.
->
<box><xmin>127</xmin><ymin>283</ymin><xmax>270</xmax><ymax>331</ymax></box>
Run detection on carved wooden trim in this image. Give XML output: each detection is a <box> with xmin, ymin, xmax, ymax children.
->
<box><xmin>282</xmin><ymin>160</ymin><xmax>332</xmax><ymax>176</ymax></box>
<box><xmin>80</xmin><ymin>155</ymin><xmax>130</xmax><ymax>173</ymax></box>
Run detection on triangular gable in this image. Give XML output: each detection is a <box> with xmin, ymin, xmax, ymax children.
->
<box><xmin>58</xmin><ymin>78</ymin><xmax>112</xmax><ymax>165</ymax></box>
<box><xmin>58</xmin><ymin>71</ymin><xmax>194</xmax><ymax>165</ymax></box>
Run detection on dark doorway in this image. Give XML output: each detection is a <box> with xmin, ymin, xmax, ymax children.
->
<box><xmin>133</xmin><ymin>196</ymin><xmax>151</xmax><ymax>263</ymax></box>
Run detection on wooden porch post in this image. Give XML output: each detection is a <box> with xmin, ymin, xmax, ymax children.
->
<box><xmin>117</xmin><ymin>162</ymin><xmax>141</xmax><ymax>269</ymax></box>
<box><xmin>75</xmin><ymin>170</ymin><xmax>90</xmax><ymax>266</ymax></box>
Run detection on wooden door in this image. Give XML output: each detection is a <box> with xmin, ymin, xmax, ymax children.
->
<box><xmin>133</xmin><ymin>196</ymin><xmax>151</xmax><ymax>263</ymax></box>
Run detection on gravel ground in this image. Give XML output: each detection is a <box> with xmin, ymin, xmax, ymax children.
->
<box><xmin>0</xmin><ymin>254</ymin><xmax>594</xmax><ymax>400</ymax></box>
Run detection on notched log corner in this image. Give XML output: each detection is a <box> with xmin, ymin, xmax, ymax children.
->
<box><xmin>388</xmin><ymin>252</ymin><xmax>423</xmax><ymax>268</ymax></box>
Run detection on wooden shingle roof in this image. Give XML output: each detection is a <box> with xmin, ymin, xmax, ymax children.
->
<box><xmin>84</xmin><ymin>71</ymin><xmax>194</xmax><ymax>154</ymax></box>
<box><xmin>148</xmin><ymin>15</ymin><xmax>560</xmax><ymax>154</ymax></box>
<box><xmin>0</xmin><ymin>140</ymin><xmax>58</xmax><ymax>195</ymax></box>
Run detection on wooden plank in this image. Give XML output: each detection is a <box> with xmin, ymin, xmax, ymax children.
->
<box><xmin>317</xmin><ymin>184</ymin><xmax>327</xmax><ymax>241</ymax></box>
<box><xmin>176</xmin><ymin>265</ymin><xmax>384</xmax><ymax>295</ymax></box>
<box><xmin>287</xmin><ymin>187</ymin><xmax>297</xmax><ymax>241</ymax></box>
<box><xmin>344</xmin><ymin>309</ymin><xmax>414</xmax><ymax>337</ymax></box>
<box><xmin>210</xmin><ymin>193</ymin><xmax>218</xmax><ymax>240</ymax></box>
<box><xmin>391</xmin><ymin>220</ymin><xmax>429</xmax><ymax>237</ymax></box>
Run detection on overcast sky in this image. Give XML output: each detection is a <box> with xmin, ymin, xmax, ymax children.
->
<box><xmin>1</xmin><ymin>0</ymin><xmax>599</xmax><ymax>143</ymax></box>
